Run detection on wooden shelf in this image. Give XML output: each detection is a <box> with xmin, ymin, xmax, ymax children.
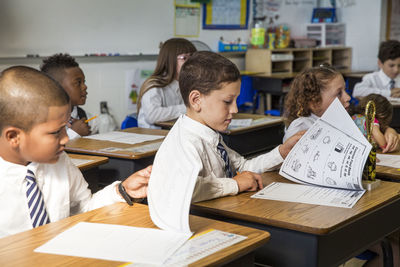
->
<box><xmin>246</xmin><ymin>47</ymin><xmax>351</xmax><ymax>75</ymax></box>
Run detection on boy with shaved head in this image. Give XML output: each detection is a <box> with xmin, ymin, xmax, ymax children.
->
<box><xmin>0</xmin><ymin>66</ymin><xmax>151</xmax><ymax>238</ymax></box>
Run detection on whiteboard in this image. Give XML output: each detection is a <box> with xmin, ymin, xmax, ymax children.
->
<box><xmin>0</xmin><ymin>0</ymin><xmax>250</xmax><ymax>57</ymax></box>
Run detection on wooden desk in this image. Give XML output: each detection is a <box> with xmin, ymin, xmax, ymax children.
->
<box><xmin>191</xmin><ymin>171</ymin><xmax>400</xmax><ymax>267</ymax></box>
<box><xmin>155</xmin><ymin>113</ymin><xmax>284</xmax><ymax>156</ymax></box>
<box><xmin>68</xmin><ymin>153</ymin><xmax>109</xmax><ymax>171</ymax></box>
<box><xmin>377</xmin><ymin>151</ymin><xmax>400</xmax><ymax>181</ymax></box>
<box><xmin>0</xmin><ymin>203</ymin><xmax>270</xmax><ymax>267</ymax></box>
<box><xmin>65</xmin><ymin>128</ymin><xmax>168</xmax><ymax>181</ymax></box>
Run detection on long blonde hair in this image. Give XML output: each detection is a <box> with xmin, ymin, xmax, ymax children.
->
<box><xmin>137</xmin><ymin>38</ymin><xmax>196</xmax><ymax>113</ymax></box>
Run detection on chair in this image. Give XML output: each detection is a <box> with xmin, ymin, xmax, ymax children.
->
<box><xmin>121</xmin><ymin>115</ymin><xmax>138</xmax><ymax>129</ymax></box>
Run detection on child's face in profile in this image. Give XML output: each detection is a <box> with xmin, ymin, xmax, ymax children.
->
<box><xmin>379</xmin><ymin>58</ymin><xmax>400</xmax><ymax>80</ymax></box>
<box><xmin>311</xmin><ymin>75</ymin><xmax>350</xmax><ymax>117</ymax></box>
<box><xmin>196</xmin><ymin>80</ymin><xmax>240</xmax><ymax>132</ymax></box>
<box><xmin>61</xmin><ymin>67</ymin><xmax>87</xmax><ymax>107</ymax></box>
<box><xmin>18</xmin><ymin>104</ymin><xmax>70</xmax><ymax>165</ymax></box>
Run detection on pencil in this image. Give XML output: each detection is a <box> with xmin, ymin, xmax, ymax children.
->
<box><xmin>85</xmin><ymin>115</ymin><xmax>98</xmax><ymax>123</ymax></box>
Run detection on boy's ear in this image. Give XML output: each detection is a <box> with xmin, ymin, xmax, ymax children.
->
<box><xmin>188</xmin><ymin>90</ymin><xmax>202</xmax><ymax>112</ymax></box>
<box><xmin>378</xmin><ymin>59</ymin><xmax>383</xmax><ymax>68</ymax></box>
<box><xmin>3</xmin><ymin>127</ymin><xmax>22</xmax><ymax>148</ymax></box>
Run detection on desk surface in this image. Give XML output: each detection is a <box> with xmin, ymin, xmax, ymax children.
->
<box><xmin>155</xmin><ymin>113</ymin><xmax>283</xmax><ymax>135</ymax></box>
<box><xmin>67</xmin><ymin>153</ymin><xmax>109</xmax><ymax>171</ymax></box>
<box><xmin>377</xmin><ymin>151</ymin><xmax>400</xmax><ymax>181</ymax></box>
<box><xmin>192</xmin><ymin>171</ymin><xmax>400</xmax><ymax>235</ymax></box>
<box><xmin>0</xmin><ymin>203</ymin><xmax>270</xmax><ymax>267</ymax></box>
<box><xmin>65</xmin><ymin>128</ymin><xmax>168</xmax><ymax>159</ymax></box>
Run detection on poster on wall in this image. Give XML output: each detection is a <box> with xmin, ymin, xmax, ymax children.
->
<box><xmin>125</xmin><ymin>69</ymin><xmax>153</xmax><ymax>113</ymax></box>
<box><xmin>388</xmin><ymin>0</ymin><xmax>400</xmax><ymax>41</ymax></box>
<box><xmin>203</xmin><ymin>0</ymin><xmax>249</xmax><ymax>29</ymax></box>
<box><xmin>175</xmin><ymin>0</ymin><xmax>200</xmax><ymax>37</ymax></box>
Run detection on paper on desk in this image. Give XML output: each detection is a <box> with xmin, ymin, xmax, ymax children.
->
<box><xmin>252</xmin><ymin>182</ymin><xmax>365</xmax><ymax>208</ymax></box>
<box><xmin>377</xmin><ymin>154</ymin><xmax>400</xmax><ymax>168</ymax></box>
<box><xmin>228</xmin><ymin>119</ymin><xmax>252</xmax><ymax>129</ymax></box>
<box><xmin>34</xmin><ymin>222</ymin><xmax>191</xmax><ymax>265</ymax></box>
<box><xmin>70</xmin><ymin>158</ymin><xmax>93</xmax><ymax>167</ymax></box>
<box><xmin>84</xmin><ymin>131</ymin><xmax>163</xmax><ymax>145</ymax></box>
<box><xmin>126</xmin><ymin>229</ymin><xmax>247</xmax><ymax>267</ymax></box>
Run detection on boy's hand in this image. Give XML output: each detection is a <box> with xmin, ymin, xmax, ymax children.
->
<box><xmin>390</xmin><ymin>88</ymin><xmax>400</xmax><ymax>98</ymax></box>
<box><xmin>382</xmin><ymin>127</ymin><xmax>399</xmax><ymax>153</ymax></box>
<box><xmin>122</xmin><ymin>165</ymin><xmax>152</xmax><ymax>199</ymax></box>
<box><xmin>279</xmin><ymin>130</ymin><xmax>306</xmax><ymax>159</ymax></box>
<box><xmin>233</xmin><ymin>171</ymin><xmax>263</xmax><ymax>192</ymax></box>
<box><xmin>71</xmin><ymin>118</ymin><xmax>91</xmax><ymax>136</ymax></box>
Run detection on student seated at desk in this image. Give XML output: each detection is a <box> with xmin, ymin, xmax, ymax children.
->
<box><xmin>353</xmin><ymin>40</ymin><xmax>400</xmax><ymax>98</ymax></box>
<box><xmin>352</xmin><ymin>94</ymin><xmax>393</xmax><ymax>150</ymax></box>
<box><xmin>0</xmin><ymin>66</ymin><xmax>151</xmax><ymax>238</ymax></box>
<box><xmin>149</xmin><ymin>51</ymin><xmax>303</xmax><ymax>203</ymax></box>
<box><xmin>137</xmin><ymin>38</ymin><xmax>196</xmax><ymax>128</ymax></box>
<box><xmin>41</xmin><ymin>54</ymin><xmax>116</xmax><ymax>139</ymax></box>
<box><xmin>283</xmin><ymin>65</ymin><xmax>399</xmax><ymax>153</ymax></box>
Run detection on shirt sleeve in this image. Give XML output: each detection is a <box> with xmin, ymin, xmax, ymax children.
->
<box><xmin>66</xmin><ymin>156</ymin><xmax>124</xmax><ymax>215</ymax></box>
<box><xmin>283</xmin><ymin>118</ymin><xmax>310</xmax><ymax>142</ymax></box>
<box><xmin>352</xmin><ymin>75</ymin><xmax>391</xmax><ymax>98</ymax></box>
<box><xmin>140</xmin><ymin>88</ymin><xmax>186</xmax><ymax>124</ymax></box>
<box><xmin>192</xmin><ymin>175</ymin><xmax>239</xmax><ymax>203</ymax></box>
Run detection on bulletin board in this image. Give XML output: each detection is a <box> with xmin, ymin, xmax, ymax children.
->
<box><xmin>386</xmin><ymin>0</ymin><xmax>400</xmax><ymax>41</ymax></box>
<box><xmin>202</xmin><ymin>0</ymin><xmax>249</xmax><ymax>29</ymax></box>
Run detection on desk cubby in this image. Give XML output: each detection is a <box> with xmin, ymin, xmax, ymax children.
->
<box><xmin>245</xmin><ymin>47</ymin><xmax>352</xmax><ymax>75</ymax></box>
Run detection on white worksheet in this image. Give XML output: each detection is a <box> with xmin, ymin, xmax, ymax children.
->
<box><xmin>280</xmin><ymin>98</ymin><xmax>371</xmax><ymax>190</ymax></box>
<box><xmin>252</xmin><ymin>182</ymin><xmax>365</xmax><ymax>208</ymax></box>
<box><xmin>34</xmin><ymin>222</ymin><xmax>191</xmax><ymax>265</ymax></box>
<box><xmin>84</xmin><ymin>131</ymin><xmax>163</xmax><ymax>145</ymax></box>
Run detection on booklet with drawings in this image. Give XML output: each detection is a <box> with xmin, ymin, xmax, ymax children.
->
<box><xmin>252</xmin><ymin>98</ymin><xmax>372</xmax><ymax>208</ymax></box>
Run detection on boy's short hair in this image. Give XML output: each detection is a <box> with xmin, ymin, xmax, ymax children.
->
<box><xmin>0</xmin><ymin>66</ymin><xmax>69</xmax><ymax>133</ymax></box>
<box><xmin>40</xmin><ymin>53</ymin><xmax>79</xmax><ymax>83</ymax></box>
<box><xmin>378</xmin><ymin>40</ymin><xmax>400</xmax><ymax>63</ymax></box>
<box><xmin>179</xmin><ymin>51</ymin><xmax>240</xmax><ymax>106</ymax></box>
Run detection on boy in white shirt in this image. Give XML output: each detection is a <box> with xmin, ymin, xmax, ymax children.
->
<box><xmin>0</xmin><ymin>66</ymin><xmax>151</xmax><ymax>238</ymax></box>
<box><xmin>149</xmin><ymin>51</ymin><xmax>303</xmax><ymax>203</ymax></box>
<box><xmin>353</xmin><ymin>40</ymin><xmax>400</xmax><ymax>98</ymax></box>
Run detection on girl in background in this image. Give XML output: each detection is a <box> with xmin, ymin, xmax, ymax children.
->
<box><xmin>137</xmin><ymin>38</ymin><xmax>196</xmax><ymax>128</ymax></box>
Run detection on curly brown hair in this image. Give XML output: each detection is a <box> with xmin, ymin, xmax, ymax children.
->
<box><xmin>355</xmin><ymin>93</ymin><xmax>393</xmax><ymax>130</ymax></box>
<box><xmin>284</xmin><ymin>65</ymin><xmax>341</xmax><ymax>127</ymax></box>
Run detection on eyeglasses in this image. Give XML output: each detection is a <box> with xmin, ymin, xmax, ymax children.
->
<box><xmin>177</xmin><ymin>54</ymin><xmax>191</xmax><ymax>61</ymax></box>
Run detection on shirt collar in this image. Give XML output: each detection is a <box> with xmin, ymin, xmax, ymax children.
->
<box><xmin>70</xmin><ymin>106</ymin><xmax>78</xmax><ymax>119</ymax></box>
<box><xmin>180</xmin><ymin>115</ymin><xmax>221</xmax><ymax>147</ymax></box>
<box><xmin>378</xmin><ymin>69</ymin><xmax>392</xmax><ymax>86</ymax></box>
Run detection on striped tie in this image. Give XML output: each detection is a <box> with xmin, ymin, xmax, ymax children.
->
<box><xmin>217</xmin><ymin>142</ymin><xmax>233</xmax><ymax>178</ymax></box>
<box><xmin>25</xmin><ymin>170</ymin><xmax>50</xmax><ymax>228</ymax></box>
<box><xmin>390</xmin><ymin>80</ymin><xmax>395</xmax><ymax>90</ymax></box>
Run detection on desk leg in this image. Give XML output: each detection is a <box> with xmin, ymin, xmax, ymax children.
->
<box><xmin>381</xmin><ymin>237</ymin><xmax>394</xmax><ymax>267</ymax></box>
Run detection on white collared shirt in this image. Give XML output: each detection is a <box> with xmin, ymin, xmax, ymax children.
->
<box><xmin>0</xmin><ymin>152</ymin><xmax>124</xmax><ymax>238</ymax></box>
<box><xmin>150</xmin><ymin>115</ymin><xmax>283</xmax><ymax>203</ymax></box>
<box><xmin>352</xmin><ymin>69</ymin><xmax>400</xmax><ymax>98</ymax></box>
<box><xmin>138</xmin><ymin>80</ymin><xmax>187</xmax><ymax>129</ymax></box>
<box><xmin>283</xmin><ymin>113</ymin><xmax>319</xmax><ymax>142</ymax></box>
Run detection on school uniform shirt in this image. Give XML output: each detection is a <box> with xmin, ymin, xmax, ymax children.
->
<box><xmin>283</xmin><ymin>113</ymin><xmax>319</xmax><ymax>142</ymax></box>
<box><xmin>67</xmin><ymin>106</ymin><xmax>100</xmax><ymax>140</ymax></box>
<box><xmin>0</xmin><ymin>152</ymin><xmax>124</xmax><ymax>238</ymax></box>
<box><xmin>352</xmin><ymin>69</ymin><xmax>400</xmax><ymax>98</ymax></box>
<box><xmin>150</xmin><ymin>115</ymin><xmax>283</xmax><ymax>203</ymax></box>
<box><xmin>137</xmin><ymin>80</ymin><xmax>187</xmax><ymax>129</ymax></box>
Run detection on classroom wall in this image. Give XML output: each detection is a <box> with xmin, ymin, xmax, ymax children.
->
<box><xmin>0</xmin><ymin>0</ymin><xmax>387</xmax><ymax>126</ymax></box>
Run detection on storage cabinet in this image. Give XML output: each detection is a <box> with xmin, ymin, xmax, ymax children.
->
<box><xmin>245</xmin><ymin>47</ymin><xmax>351</xmax><ymax>75</ymax></box>
<box><xmin>306</xmin><ymin>23</ymin><xmax>345</xmax><ymax>47</ymax></box>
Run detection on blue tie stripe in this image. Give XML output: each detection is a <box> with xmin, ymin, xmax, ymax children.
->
<box><xmin>217</xmin><ymin>142</ymin><xmax>233</xmax><ymax>178</ymax></box>
<box><xmin>390</xmin><ymin>80</ymin><xmax>395</xmax><ymax>90</ymax></box>
<box><xmin>25</xmin><ymin>170</ymin><xmax>50</xmax><ymax>228</ymax></box>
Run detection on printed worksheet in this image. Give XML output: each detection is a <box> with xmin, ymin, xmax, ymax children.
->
<box><xmin>377</xmin><ymin>153</ymin><xmax>400</xmax><ymax>168</ymax></box>
<box><xmin>84</xmin><ymin>131</ymin><xmax>164</xmax><ymax>145</ymax></box>
<box><xmin>280</xmin><ymin>98</ymin><xmax>372</xmax><ymax>190</ymax></box>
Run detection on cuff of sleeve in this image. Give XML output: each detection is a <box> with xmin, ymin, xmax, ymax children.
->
<box><xmin>108</xmin><ymin>181</ymin><xmax>126</xmax><ymax>203</ymax></box>
<box><xmin>274</xmin><ymin>146</ymin><xmax>285</xmax><ymax>163</ymax></box>
<box><xmin>67</xmin><ymin>128</ymin><xmax>82</xmax><ymax>140</ymax></box>
<box><xmin>222</xmin><ymin>178</ymin><xmax>239</xmax><ymax>196</ymax></box>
